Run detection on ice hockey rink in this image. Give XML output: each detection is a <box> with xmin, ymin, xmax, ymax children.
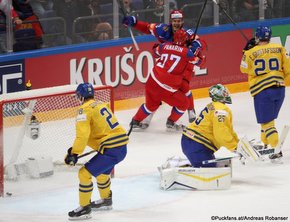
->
<box><xmin>1</xmin><ymin>87</ymin><xmax>290</xmax><ymax>222</ymax></box>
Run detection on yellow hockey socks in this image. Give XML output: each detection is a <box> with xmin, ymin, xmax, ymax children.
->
<box><xmin>78</xmin><ymin>167</ymin><xmax>93</xmax><ymax>206</ymax></box>
<box><xmin>96</xmin><ymin>174</ymin><xmax>111</xmax><ymax>199</ymax></box>
<box><xmin>261</xmin><ymin>120</ymin><xmax>278</xmax><ymax>148</ymax></box>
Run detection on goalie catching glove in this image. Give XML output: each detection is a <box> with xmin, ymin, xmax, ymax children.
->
<box><xmin>64</xmin><ymin>147</ymin><xmax>78</xmax><ymax>166</ymax></box>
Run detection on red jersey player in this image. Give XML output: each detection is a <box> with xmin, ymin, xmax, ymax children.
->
<box><xmin>123</xmin><ymin>10</ymin><xmax>206</xmax><ymax>124</ymax></box>
<box><xmin>130</xmin><ymin>29</ymin><xmax>196</xmax><ymax>131</ymax></box>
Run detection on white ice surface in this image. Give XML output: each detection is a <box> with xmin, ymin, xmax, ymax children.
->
<box><xmin>1</xmin><ymin>88</ymin><xmax>290</xmax><ymax>222</ymax></box>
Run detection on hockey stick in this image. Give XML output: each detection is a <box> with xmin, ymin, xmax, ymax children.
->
<box><xmin>211</xmin><ymin>0</ymin><xmax>249</xmax><ymax>41</ymax></box>
<box><xmin>202</xmin><ymin>156</ymin><xmax>238</xmax><ymax>165</ymax></box>
<box><xmin>274</xmin><ymin>125</ymin><xmax>289</xmax><ymax>154</ymax></box>
<box><xmin>203</xmin><ymin>125</ymin><xmax>290</xmax><ymax>165</ymax></box>
<box><xmin>193</xmin><ymin>0</ymin><xmax>209</xmax><ymax>39</ymax></box>
<box><xmin>127</xmin><ymin>124</ymin><xmax>133</xmax><ymax>136</ymax></box>
<box><xmin>117</xmin><ymin>0</ymin><xmax>140</xmax><ymax>51</ymax></box>
<box><xmin>78</xmin><ymin>128</ymin><xmax>132</xmax><ymax>159</ymax></box>
<box><xmin>77</xmin><ymin>149</ymin><xmax>97</xmax><ymax>159</ymax></box>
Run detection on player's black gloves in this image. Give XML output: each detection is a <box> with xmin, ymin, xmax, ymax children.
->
<box><xmin>64</xmin><ymin>147</ymin><xmax>78</xmax><ymax>166</ymax></box>
<box><xmin>243</xmin><ymin>38</ymin><xmax>256</xmax><ymax>52</ymax></box>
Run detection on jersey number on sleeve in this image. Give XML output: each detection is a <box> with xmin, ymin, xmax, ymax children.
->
<box><xmin>195</xmin><ymin>107</ymin><xmax>208</xmax><ymax>125</ymax></box>
<box><xmin>100</xmin><ymin>107</ymin><xmax>119</xmax><ymax>129</ymax></box>
<box><xmin>156</xmin><ymin>54</ymin><xmax>181</xmax><ymax>73</ymax></box>
<box><xmin>254</xmin><ymin>58</ymin><xmax>279</xmax><ymax>76</ymax></box>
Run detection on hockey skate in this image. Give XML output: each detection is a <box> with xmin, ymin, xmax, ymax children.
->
<box><xmin>269</xmin><ymin>151</ymin><xmax>283</xmax><ymax>164</ymax></box>
<box><xmin>187</xmin><ymin>109</ymin><xmax>196</xmax><ymax>123</ymax></box>
<box><xmin>166</xmin><ymin>119</ymin><xmax>185</xmax><ymax>132</ymax></box>
<box><xmin>68</xmin><ymin>205</ymin><xmax>91</xmax><ymax>220</ymax></box>
<box><xmin>253</xmin><ymin>144</ymin><xmax>275</xmax><ymax>157</ymax></box>
<box><xmin>91</xmin><ymin>191</ymin><xmax>113</xmax><ymax>211</ymax></box>
<box><xmin>130</xmin><ymin>119</ymin><xmax>149</xmax><ymax>130</ymax></box>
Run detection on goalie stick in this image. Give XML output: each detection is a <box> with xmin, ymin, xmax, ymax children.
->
<box><xmin>202</xmin><ymin>154</ymin><xmax>241</xmax><ymax>165</ymax></box>
<box><xmin>202</xmin><ymin>125</ymin><xmax>290</xmax><ymax>165</ymax></box>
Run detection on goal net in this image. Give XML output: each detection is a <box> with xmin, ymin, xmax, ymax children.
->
<box><xmin>0</xmin><ymin>85</ymin><xmax>113</xmax><ymax>197</ymax></box>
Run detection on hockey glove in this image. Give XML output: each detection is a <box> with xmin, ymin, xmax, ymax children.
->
<box><xmin>193</xmin><ymin>50</ymin><xmax>206</xmax><ymax>67</ymax></box>
<box><xmin>64</xmin><ymin>147</ymin><xmax>78</xmax><ymax>166</ymax></box>
<box><xmin>190</xmin><ymin>40</ymin><xmax>203</xmax><ymax>55</ymax></box>
<box><xmin>122</xmin><ymin>16</ymin><xmax>137</xmax><ymax>27</ymax></box>
<box><xmin>243</xmin><ymin>38</ymin><xmax>256</xmax><ymax>52</ymax></box>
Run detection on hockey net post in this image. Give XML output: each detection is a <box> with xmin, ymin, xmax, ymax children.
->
<box><xmin>0</xmin><ymin>85</ymin><xmax>114</xmax><ymax>197</ymax></box>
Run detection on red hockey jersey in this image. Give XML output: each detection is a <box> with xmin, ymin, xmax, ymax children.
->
<box><xmin>151</xmin><ymin>42</ymin><xmax>195</xmax><ymax>92</ymax></box>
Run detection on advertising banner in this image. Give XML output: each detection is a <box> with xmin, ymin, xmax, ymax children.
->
<box><xmin>24</xmin><ymin>29</ymin><xmax>249</xmax><ymax>100</ymax></box>
<box><xmin>0</xmin><ymin>60</ymin><xmax>25</xmax><ymax>94</ymax></box>
<box><xmin>1</xmin><ymin>19</ymin><xmax>290</xmax><ymax>100</ymax></box>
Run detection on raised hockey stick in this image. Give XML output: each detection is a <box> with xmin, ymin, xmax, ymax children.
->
<box><xmin>211</xmin><ymin>0</ymin><xmax>249</xmax><ymax>41</ymax></box>
<box><xmin>193</xmin><ymin>0</ymin><xmax>209</xmax><ymax>39</ymax></box>
<box><xmin>117</xmin><ymin>0</ymin><xmax>140</xmax><ymax>51</ymax></box>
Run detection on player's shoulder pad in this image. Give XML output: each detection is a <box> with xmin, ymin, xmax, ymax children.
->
<box><xmin>184</xmin><ymin>27</ymin><xmax>194</xmax><ymax>37</ymax></box>
<box><xmin>155</xmin><ymin>23</ymin><xmax>171</xmax><ymax>35</ymax></box>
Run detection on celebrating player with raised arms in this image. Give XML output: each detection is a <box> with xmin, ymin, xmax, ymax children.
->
<box><xmin>123</xmin><ymin>10</ymin><xmax>206</xmax><ymax>124</ymax></box>
<box><xmin>64</xmin><ymin>83</ymin><xmax>129</xmax><ymax>220</ymax></box>
<box><xmin>130</xmin><ymin>29</ymin><xmax>197</xmax><ymax>131</ymax></box>
<box><xmin>240</xmin><ymin>26</ymin><xmax>290</xmax><ymax>162</ymax></box>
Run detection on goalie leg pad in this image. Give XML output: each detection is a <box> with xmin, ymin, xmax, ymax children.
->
<box><xmin>237</xmin><ymin>137</ymin><xmax>261</xmax><ymax>162</ymax></box>
<box><xmin>159</xmin><ymin>167</ymin><xmax>231</xmax><ymax>190</ymax></box>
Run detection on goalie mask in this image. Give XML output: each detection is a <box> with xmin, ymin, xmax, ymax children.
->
<box><xmin>76</xmin><ymin>83</ymin><xmax>94</xmax><ymax>102</ymax></box>
<box><xmin>209</xmin><ymin>84</ymin><xmax>232</xmax><ymax>104</ymax></box>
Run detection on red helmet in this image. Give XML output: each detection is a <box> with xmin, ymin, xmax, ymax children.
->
<box><xmin>173</xmin><ymin>29</ymin><xmax>187</xmax><ymax>46</ymax></box>
<box><xmin>170</xmin><ymin>10</ymin><xmax>184</xmax><ymax>20</ymax></box>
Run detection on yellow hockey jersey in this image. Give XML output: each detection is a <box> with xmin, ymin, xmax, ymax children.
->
<box><xmin>240</xmin><ymin>43</ymin><xmax>290</xmax><ymax>96</ymax></box>
<box><xmin>72</xmin><ymin>99</ymin><xmax>129</xmax><ymax>155</ymax></box>
<box><xmin>183</xmin><ymin>101</ymin><xmax>239</xmax><ymax>152</ymax></box>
